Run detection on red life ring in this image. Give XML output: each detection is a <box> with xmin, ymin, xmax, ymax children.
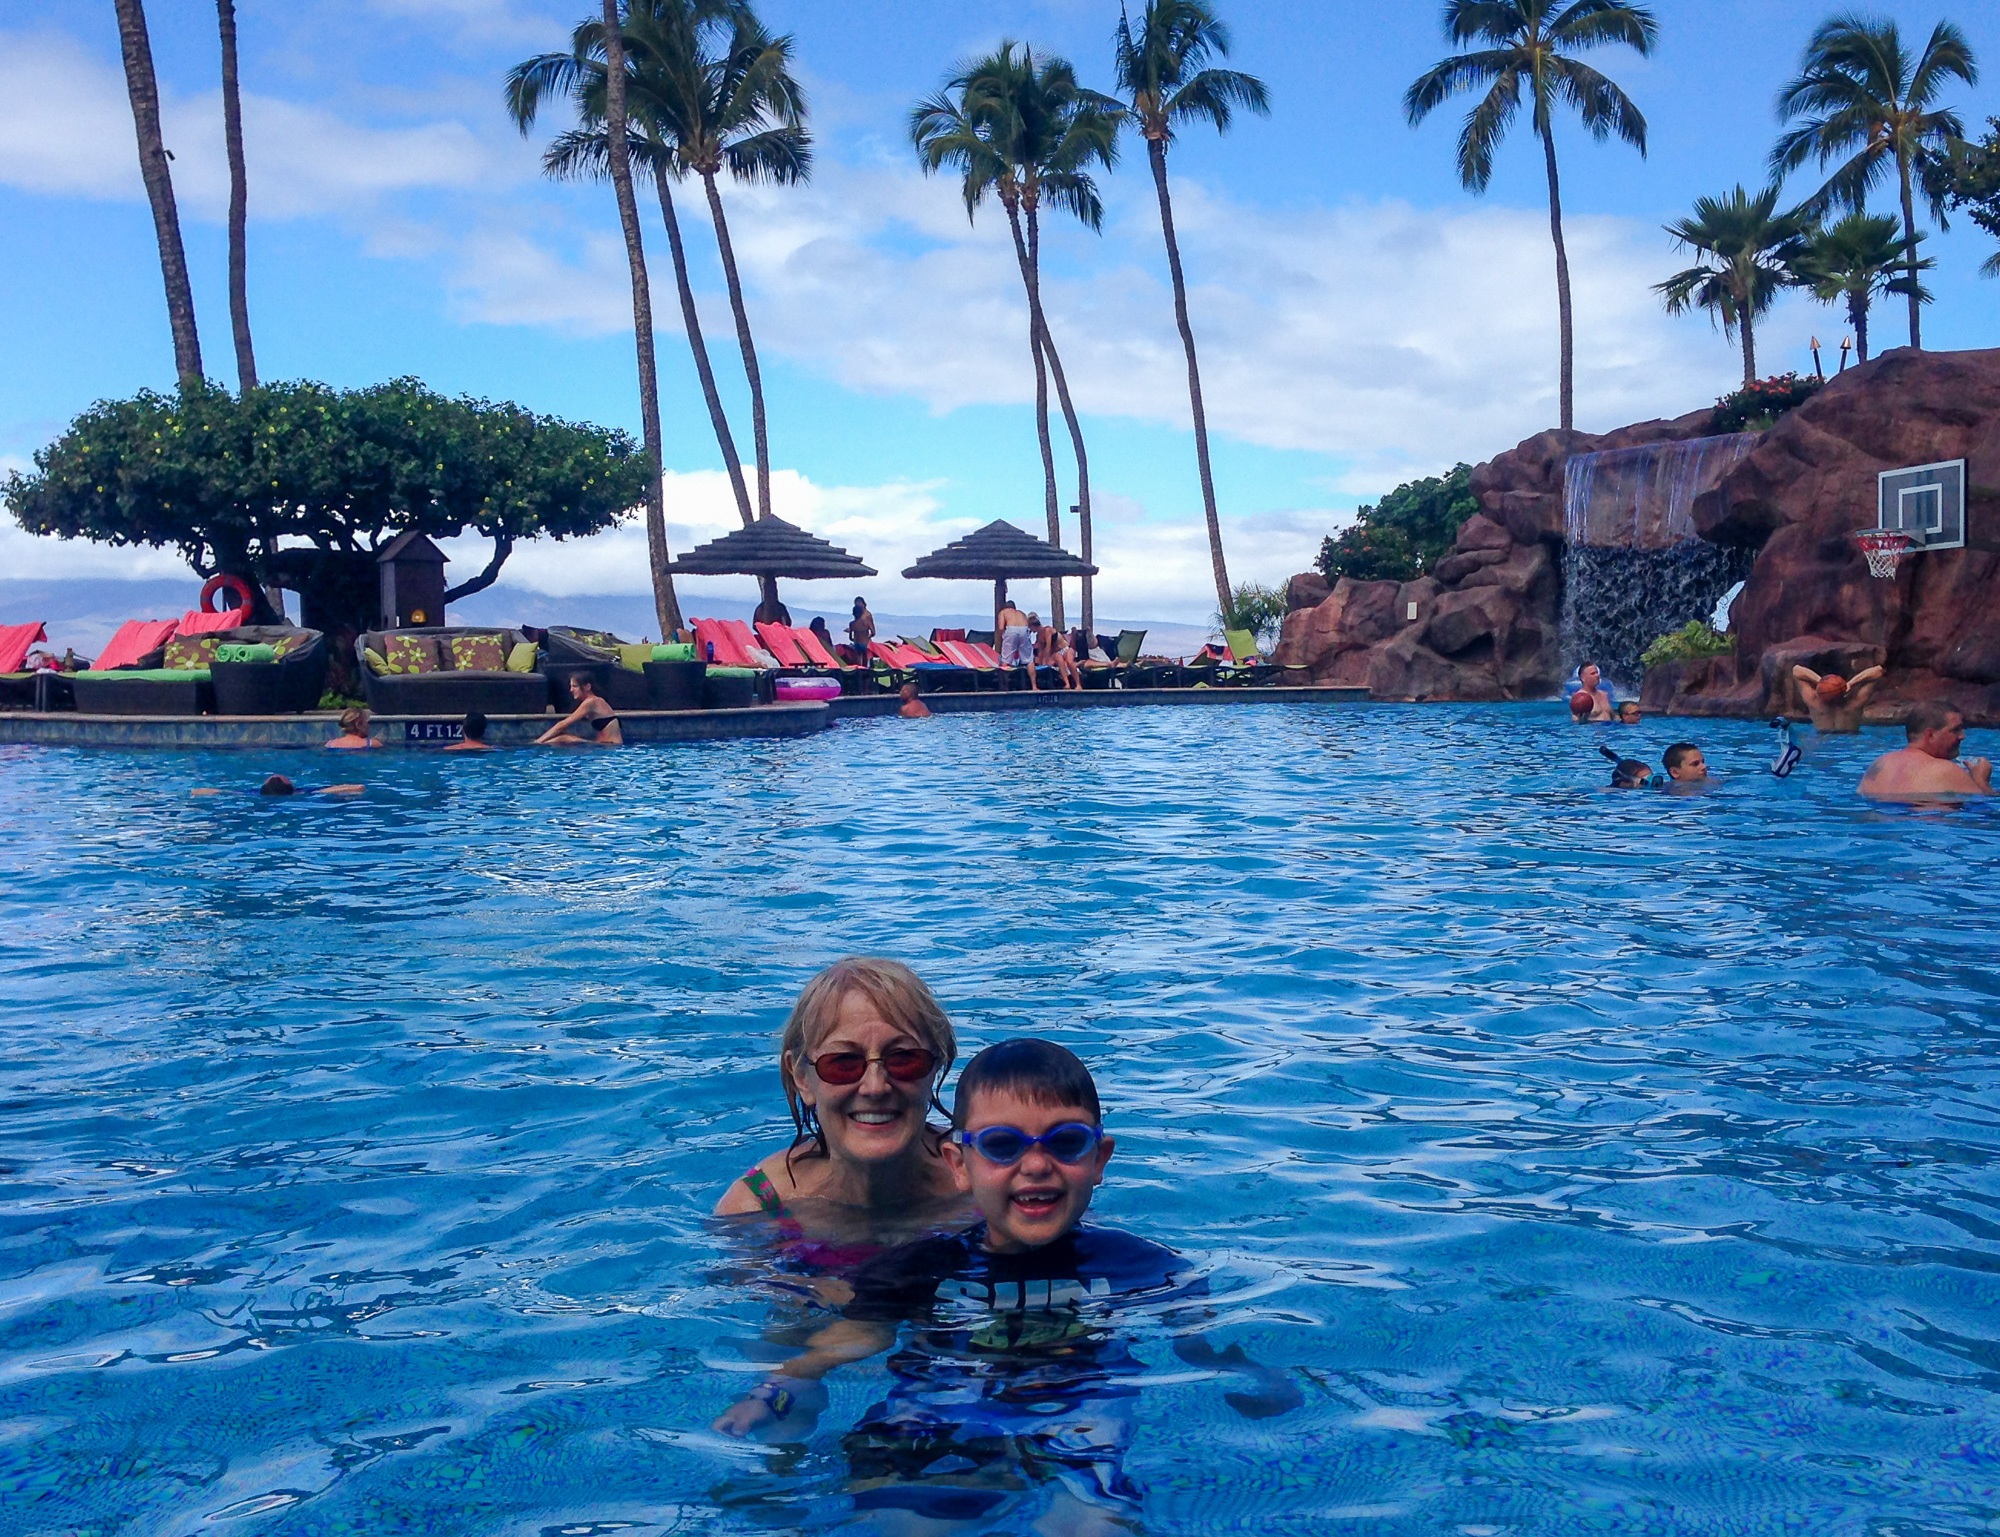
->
<box><xmin>200</xmin><ymin>572</ymin><xmax>255</xmax><ymax>617</ymax></box>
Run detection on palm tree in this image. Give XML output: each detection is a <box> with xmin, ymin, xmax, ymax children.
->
<box><xmin>642</xmin><ymin>1</ymin><xmax>808</xmax><ymax>526</ymax></box>
<box><xmin>913</xmin><ymin>46</ymin><xmax>1119</xmax><ymax>632</ymax></box>
<box><xmin>1792</xmin><ymin>211</ymin><xmax>1930</xmax><ymax>363</ymax></box>
<box><xmin>1655</xmin><ymin>185</ymin><xmax>1809</xmax><ymax>388</ymax></box>
<box><xmin>113</xmin><ymin>0</ymin><xmax>203</xmax><ymax>387</ymax></box>
<box><xmin>1114</xmin><ymin>0</ymin><xmax>1268</xmax><ymax>619</ymax></box>
<box><xmin>217</xmin><ymin>0</ymin><xmax>256</xmax><ymax>391</ymax></box>
<box><xmin>593</xmin><ymin>1</ymin><xmax>680</xmax><ymax>634</ymax></box>
<box><xmin>1773</xmin><ymin>15</ymin><xmax>1976</xmax><ymax>352</ymax></box>
<box><xmin>509</xmin><ymin>2</ymin><xmax>755</xmax><ymax>534</ymax></box>
<box><xmin>1406</xmin><ymin>0</ymin><xmax>1656</xmax><ymax>433</ymax></box>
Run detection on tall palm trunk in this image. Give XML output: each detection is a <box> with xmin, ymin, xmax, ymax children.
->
<box><xmin>1850</xmin><ymin>289</ymin><xmax>1871</xmax><ymax>363</ymax></box>
<box><xmin>1897</xmin><ymin>155</ymin><xmax>1923</xmax><ymax>350</ymax></box>
<box><xmin>1538</xmin><ymin>120</ymin><xmax>1575</xmax><ymax>432</ymax></box>
<box><xmin>1738</xmin><ymin>299</ymin><xmax>1757</xmax><ymax>387</ymax></box>
<box><xmin>114</xmin><ymin>0</ymin><xmax>202</xmax><ymax>387</ymax></box>
<box><xmin>1023</xmin><ymin>202</ymin><xmax>1093</xmax><ymax>637</ymax></box>
<box><xmin>700</xmin><ymin>172</ymin><xmax>772</xmax><ymax>521</ymax></box>
<box><xmin>654</xmin><ymin>174</ymin><xmax>752</xmax><ymax>528</ymax></box>
<box><xmin>1147</xmin><ymin>135</ymin><xmax>1225</xmax><ymax>616</ymax></box>
<box><xmin>216</xmin><ymin>0</ymin><xmax>255</xmax><ymax>391</ymax></box>
<box><xmin>601</xmin><ymin>1</ymin><xmax>681</xmax><ymax>636</ymax></box>
<box><xmin>1005</xmin><ymin>200</ymin><xmax>1065</xmax><ymax>629</ymax></box>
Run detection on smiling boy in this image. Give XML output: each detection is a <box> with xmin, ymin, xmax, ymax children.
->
<box><xmin>714</xmin><ymin>1038</ymin><xmax>1296</xmax><ymax>1530</ymax></box>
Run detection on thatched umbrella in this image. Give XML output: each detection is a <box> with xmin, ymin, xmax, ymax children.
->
<box><xmin>668</xmin><ymin>515</ymin><xmax>876</xmax><ymax>619</ymax></box>
<box><xmin>901</xmin><ymin>520</ymin><xmax>1098</xmax><ymax>631</ymax></box>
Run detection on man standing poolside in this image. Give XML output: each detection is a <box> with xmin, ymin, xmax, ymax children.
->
<box><xmin>1861</xmin><ymin>704</ymin><xmax>1993</xmax><ymax>799</ymax></box>
<box><xmin>1792</xmin><ymin>665</ymin><xmax>1883</xmax><ymax>734</ymax></box>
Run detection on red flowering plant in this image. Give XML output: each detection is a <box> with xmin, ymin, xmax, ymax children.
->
<box><xmin>1711</xmin><ymin>373</ymin><xmax>1823</xmax><ymax>434</ymax></box>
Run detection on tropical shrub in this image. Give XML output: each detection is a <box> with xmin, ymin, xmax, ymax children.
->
<box><xmin>1317</xmin><ymin>463</ymin><xmax>1477</xmax><ymax>584</ymax></box>
<box><xmin>1217</xmin><ymin>582</ymin><xmax>1288</xmax><ymax>648</ymax></box>
<box><xmin>1923</xmin><ymin>116</ymin><xmax>2000</xmax><ymax>277</ymax></box>
<box><xmin>1711</xmin><ymin>373</ymin><xmax>1822</xmax><ymax>434</ymax></box>
<box><xmin>1641</xmin><ymin>620</ymin><xmax>1734</xmax><ymax>669</ymax></box>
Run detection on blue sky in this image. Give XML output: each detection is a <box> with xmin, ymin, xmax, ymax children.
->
<box><xmin>3</xmin><ymin>0</ymin><xmax>1998</xmax><ymax>622</ymax></box>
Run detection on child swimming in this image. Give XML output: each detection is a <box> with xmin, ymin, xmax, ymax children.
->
<box><xmin>712</xmin><ymin>1038</ymin><xmax>1298</xmax><ymax>1529</ymax></box>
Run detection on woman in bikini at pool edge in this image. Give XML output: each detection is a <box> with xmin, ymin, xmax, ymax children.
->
<box><xmin>715</xmin><ymin>958</ymin><xmax>970</xmax><ymax>1265</ymax></box>
<box><xmin>536</xmin><ymin>674</ymin><xmax>622</xmax><ymax>746</ymax></box>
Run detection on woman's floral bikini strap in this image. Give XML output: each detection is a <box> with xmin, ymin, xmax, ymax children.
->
<box><xmin>741</xmin><ymin>1167</ymin><xmax>785</xmax><ymax>1216</ymax></box>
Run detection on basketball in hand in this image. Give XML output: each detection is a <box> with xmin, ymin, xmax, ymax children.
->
<box><xmin>1570</xmin><ymin>690</ymin><xmax>1595</xmax><ymax>716</ymax></box>
<box><xmin>1816</xmin><ymin>675</ymin><xmax>1849</xmax><ymax>701</ymax></box>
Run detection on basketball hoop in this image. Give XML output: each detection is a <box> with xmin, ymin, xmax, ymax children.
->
<box><xmin>1855</xmin><ymin>527</ymin><xmax>1913</xmax><ymax>580</ymax></box>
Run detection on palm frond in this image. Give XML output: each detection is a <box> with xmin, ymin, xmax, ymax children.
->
<box><xmin>1405</xmin><ymin>48</ymin><xmax>1517</xmax><ymax>125</ymax></box>
<box><xmin>1548</xmin><ymin>56</ymin><xmax>1646</xmax><ymax>150</ymax></box>
<box><xmin>1444</xmin><ymin>0</ymin><xmax>1536</xmax><ymax>49</ymax></box>
<box><xmin>1550</xmin><ymin>0</ymin><xmax>1657</xmax><ymax>55</ymax></box>
<box><xmin>1455</xmin><ymin>73</ymin><xmax>1521</xmax><ymax>192</ymax></box>
<box><xmin>1163</xmin><ymin>67</ymin><xmax>1269</xmax><ymax>135</ymax></box>
<box><xmin>723</xmin><ymin>125</ymin><xmax>810</xmax><ymax>184</ymax></box>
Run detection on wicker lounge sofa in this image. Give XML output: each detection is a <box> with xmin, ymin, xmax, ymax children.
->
<box><xmin>70</xmin><ymin>624</ymin><xmax>229</xmax><ymax>715</ymax></box>
<box><xmin>541</xmin><ymin>626</ymin><xmax>677</xmax><ymax>711</ymax></box>
<box><xmin>356</xmin><ymin>627</ymin><xmax>547</xmax><ymax>716</ymax></box>
<box><xmin>208</xmin><ymin>627</ymin><xmax>329</xmax><ymax>715</ymax></box>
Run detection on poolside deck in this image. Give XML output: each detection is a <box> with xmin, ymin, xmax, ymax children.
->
<box><xmin>0</xmin><ymin>685</ymin><xmax>1370</xmax><ymax>749</ymax></box>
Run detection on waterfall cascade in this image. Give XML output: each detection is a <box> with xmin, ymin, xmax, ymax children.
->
<box><xmin>1560</xmin><ymin>434</ymin><xmax>1759</xmax><ymax>688</ymax></box>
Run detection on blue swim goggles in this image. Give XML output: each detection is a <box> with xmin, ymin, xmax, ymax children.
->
<box><xmin>953</xmin><ymin>1122</ymin><xmax>1104</xmax><ymax>1166</ymax></box>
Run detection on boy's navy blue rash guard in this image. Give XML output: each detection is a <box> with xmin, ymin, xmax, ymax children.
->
<box><xmin>844</xmin><ymin>1223</ymin><xmax>1197</xmax><ymax>1398</ymax></box>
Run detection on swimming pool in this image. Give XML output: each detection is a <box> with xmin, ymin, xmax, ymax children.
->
<box><xmin>2</xmin><ymin>703</ymin><xmax>1997</xmax><ymax>1535</ymax></box>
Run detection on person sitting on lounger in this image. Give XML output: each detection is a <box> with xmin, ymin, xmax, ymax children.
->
<box><xmin>445</xmin><ymin>711</ymin><xmax>494</xmax><ymax>751</ymax></box>
<box><xmin>324</xmin><ymin>708</ymin><xmax>377</xmax><ymax>750</ymax></box>
<box><xmin>1791</xmin><ymin>664</ymin><xmax>1883</xmax><ymax>734</ymax></box>
<box><xmin>898</xmin><ymin>683</ymin><xmax>932</xmax><ymax>719</ymax></box>
<box><xmin>1037</xmin><ymin>621</ymin><xmax>1082</xmax><ymax>691</ymax></box>
<box><xmin>537</xmin><ymin>675</ymin><xmax>622</xmax><ymax>746</ymax></box>
<box><xmin>811</xmin><ymin>616</ymin><xmax>838</xmax><ymax>660</ymax></box>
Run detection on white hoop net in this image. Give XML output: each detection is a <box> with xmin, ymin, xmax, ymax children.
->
<box><xmin>1855</xmin><ymin>528</ymin><xmax>1913</xmax><ymax>580</ymax></box>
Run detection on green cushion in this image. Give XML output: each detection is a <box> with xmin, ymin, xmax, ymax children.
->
<box><xmin>616</xmin><ymin>642</ymin><xmax>653</xmax><ymax>672</ymax></box>
<box><xmin>363</xmin><ymin>647</ymin><xmax>391</xmax><ymax>676</ymax></box>
<box><xmin>653</xmin><ymin>642</ymin><xmax>695</xmax><ymax>662</ymax></box>
<box><xmin>506</xmin><ymin>641</ymin><xmax>539</xmax><ymax>673</ymax></box>
<box><xmin>707</xmin><ymin>666</ymin><xmax>758</xmax><ymax>679</ymax></box>
<box><xmin>215</xmin><ymin>643</ymin><xmax>277</xmax><ymax>664</ymax></box>
<box><xmin>104</xmin><ymin>668</ymin><xmax>210</xmax><ymax>682</ymax></box>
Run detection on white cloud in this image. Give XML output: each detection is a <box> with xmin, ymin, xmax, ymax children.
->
<box><xmin>452</xmin><ymin>157</ymin><xmax>1809</xmax><ymax>496</ymax></box>
<box><xmin>0</xmin><ymin>28</ymin><xmax>508</xmax><ymax>219</ymax></box>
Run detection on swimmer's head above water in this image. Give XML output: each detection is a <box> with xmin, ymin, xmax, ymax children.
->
<box><xmin>1600</xmin><ymin>745</ymin><xmax>1652</xmax><ymax>788</ymax></box>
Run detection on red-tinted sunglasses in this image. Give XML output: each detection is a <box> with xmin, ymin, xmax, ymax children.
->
<box><xmin>808</xmin><ymin>1047</ymin><xmax>939</xmax><ymax>1086</ymax></box>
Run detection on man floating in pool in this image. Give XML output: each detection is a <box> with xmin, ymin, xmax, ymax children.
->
<box><xmin>1791</xmin><ymin>664</ymin><xmax>1884</xmax><ymax>734</ymax></box>
<box><xmin>1861</xmin><ymin>704</ymin><xmax>1992</xmax><ymax>799</ymax></box>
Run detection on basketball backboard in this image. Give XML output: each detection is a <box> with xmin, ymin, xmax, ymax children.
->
<box><xmin>1878</xmin><ymin>459</ymin><xmax>1966</xmax><ymax>551</ymax></box>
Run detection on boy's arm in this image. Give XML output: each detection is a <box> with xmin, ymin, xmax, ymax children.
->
<box><xmin>712</xmin><ymin>1318</ymin><xmax>895</xmax><ymax>1438</ymax></box>
<box><xmin>1172</xmin><ymin>1334</ymin><xmax>1303</xmax><ymax>1421</ymax></box>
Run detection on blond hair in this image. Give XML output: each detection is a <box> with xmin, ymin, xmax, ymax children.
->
<box><xmin>338</xmin><ymin>707</ymin><xmax>369</xmax><ymax>736</ymax></box>
<box><xmin>780</xmin><ymin>957</ymin><xmax>957</xmax><ymax>1162</ymax></box>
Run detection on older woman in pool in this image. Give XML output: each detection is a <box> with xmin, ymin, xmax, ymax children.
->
<box><xmin>716</xmin><ymin>958</ymin><xmax>970</xmax><ymax>1253</ymax></box>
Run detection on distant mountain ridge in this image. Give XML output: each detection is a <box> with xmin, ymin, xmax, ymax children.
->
<box><xmin>0</xmin><ymin>579</ymin><xmax>1211</xmax><ymax>660</ymax></box>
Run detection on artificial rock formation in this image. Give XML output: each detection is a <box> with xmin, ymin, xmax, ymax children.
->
<box><xmin>1276</xmin><ymin>407</ymin><xmax>1717</xmax><ymax>699</ymax></box>
<box><xmin>1661</xmin><ymin>346</ymin><xmax>2000</xmax><ymax>724</ymax></box>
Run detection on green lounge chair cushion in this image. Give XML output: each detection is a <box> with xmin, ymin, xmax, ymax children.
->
<box><xmin>506</xmin><ymin>641</ymin><xmax>539</xmax><ymax>673</ymax></box>
<box><xmin>104</xmin><ymin>668</ymin><xmax>211</xmax><ymax>682</ymax></box>
<box><xmin>363</xmin><ymin>647</ymin><xmax>391</xmax><ymax>675</ymax></box>
<box><xmin>616</xmin><ymin>642</ymin><xmax>653</xmax><ymax>672</ymax></box>
<box><xmin>707</xmin><ymin>666</ymin><xmax>758</xmax><ymax>678</ymax></box>
<box><xmin>653</xmin><ymin>642</ymin><xmax>695</xmax><ymax>662</ymax></box>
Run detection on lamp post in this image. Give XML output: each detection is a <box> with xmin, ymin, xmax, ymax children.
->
<box><xmin>1838</xmin><ymin>336</ymin><xmax>1853</xmax><ymax>374</ymax></box>
<box><xmin>1810</xmin><ymin>336</ymin><xmax>1824</xmax><ymax>381</ymax></box>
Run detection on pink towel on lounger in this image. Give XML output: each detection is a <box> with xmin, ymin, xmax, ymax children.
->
<box><xmin>789</xmin><ymin>626</ymin><xmax>845</xmax><ymax>668</ymax></box>
<box><xmin>692</xmin><ymin>618</ymin><xmax>753</xmax><ymax>668</ymax></box>
<box><xmin>0</xmin><ymin>622</ymin><xmax>47</xmax><ymax>673</ymax></box>
<box><xmin>93</xmin><ymin>619</ymin><xmax>180</xmax><ymax>671</ymax></box>
<box><xmin>755</xmin><ymin>623</ymin><xmax>809</xmax><ymax>667</ymax></box>
<box><xmin>176</xmin><ymin>608</ymin><xmax>249</xmax><ymax>637</ymax></box>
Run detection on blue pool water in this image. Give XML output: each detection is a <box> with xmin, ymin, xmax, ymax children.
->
<box><xmin>3</xmin><ymin>703</ymin><xmax>1999</xmax><ymax>1535</ymax></box>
